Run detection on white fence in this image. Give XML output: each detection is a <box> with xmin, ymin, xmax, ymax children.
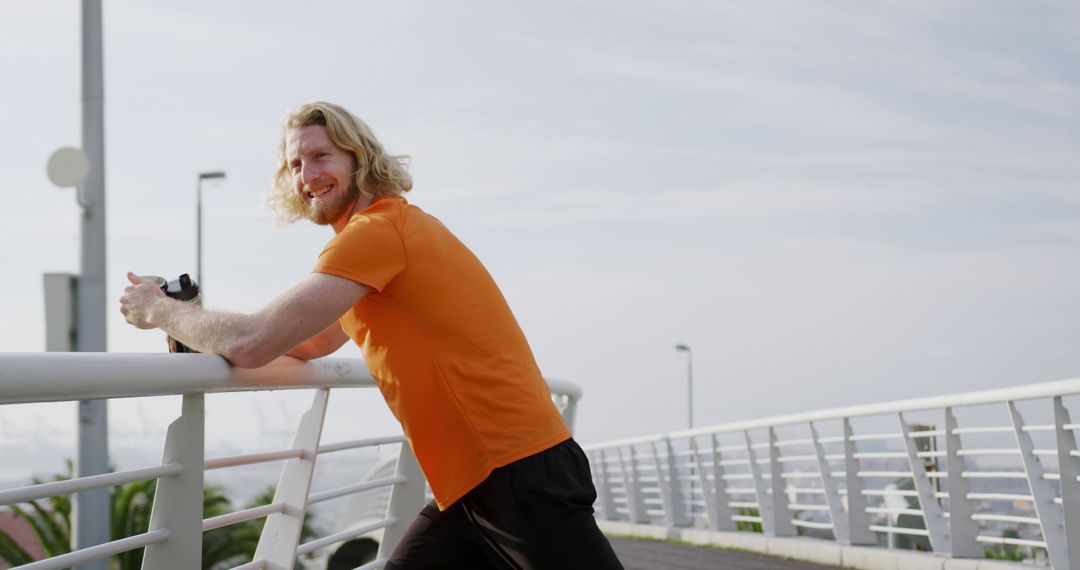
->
<box><xmin>584</xmin><ymin>377</ymin><xmax>1080</xmax><ymax>569</ymax></box>
<box><xmin>0</xmin><ymin>352</ymin><xmax>581</xmax><ymax>570</ymax></box>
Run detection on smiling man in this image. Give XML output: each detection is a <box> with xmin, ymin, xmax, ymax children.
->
<box><xmin>119</xmin><ymin>101</ymin><xmax>622</xmax><ymax>569</ymax></box>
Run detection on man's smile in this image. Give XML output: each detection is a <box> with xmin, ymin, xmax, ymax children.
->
<box><xmin>306</xmin><ymin>184</ymin><xmax>334</xmax><ymax>200</ymax></box>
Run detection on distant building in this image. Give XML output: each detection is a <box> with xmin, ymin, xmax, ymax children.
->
<box><xmin>0</xmin><ymin>508</ymin><xmax>46</xmax><ymax>568</ymax></box>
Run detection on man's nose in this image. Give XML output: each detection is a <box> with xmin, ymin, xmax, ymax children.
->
<box><xmin>300</xmin><ymin>162</ymin><xmax>322</xmax><ymax>185</ymax></box>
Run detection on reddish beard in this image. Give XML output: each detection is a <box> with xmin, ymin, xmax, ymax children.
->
<box><xmin>307</xmin><ymin>181</ymin><xmax>360</xmax><ymax>225</ymax></box>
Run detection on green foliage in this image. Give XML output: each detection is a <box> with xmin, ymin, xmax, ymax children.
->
<box><xmin>735</xmin><ymin>507</ymin><xmax>763</xmax><ymax>533</ymax></box>
<box><xmin>0</xmin><ymin>461</ymin><xmax>74</xmax><ymax>565</ymax></box>
<box><xmin>0</xmin><ymin>464</ymin><xmax>315</xmax><ymax>569</ymax></box>
<box><xmin>984</xmin><ymin>528</ymin><xmax>1025</xmax><ymax>562</ymax></box>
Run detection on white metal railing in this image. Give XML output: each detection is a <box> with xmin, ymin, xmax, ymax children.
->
<box><xmin>585</xmin><ymin>376</ymin><xmax>1080</xmax><ymax>569</ymax></box>
<box><xmin>0</xmin><ymin>352</ymin><xmax>582</xmax><ymax>570</ymax></box>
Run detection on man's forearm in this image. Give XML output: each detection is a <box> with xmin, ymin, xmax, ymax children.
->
<box><xmin>147</xmin><ymin>297</ymin><xmax>263</xmax><ymax>362</ymax></box>
<box><xmin>122</xmin><ymin>272</ymin><xmax>366</xmax><ymax>367</ymax></box>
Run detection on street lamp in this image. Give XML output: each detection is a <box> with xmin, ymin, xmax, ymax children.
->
<box><xmin>197</xmin><ymin>171</ymin><xmax>226</xmax><ymax>293</ymax></box>
<box><xmin>675</xmin><ymin>343</ymin><xmax>693</xmax><ymax>429</ymax></box>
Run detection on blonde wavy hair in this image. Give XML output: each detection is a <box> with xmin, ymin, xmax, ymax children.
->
<box><xmin>268</xmin><ymin>101</ymin><xmax>412</xmax><ymax>223</ymax></box>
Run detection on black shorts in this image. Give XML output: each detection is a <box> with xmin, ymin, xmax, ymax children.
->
<box><xmin>385</xmin><ymin>438</ymin><xmax>624</xmax><ymax>569</ymax></box>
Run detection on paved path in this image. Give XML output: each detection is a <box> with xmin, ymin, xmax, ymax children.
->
<box><xmin>609</xmin><ymin>536</ymin><xmax>839</xmax><ymax>570</ymax></box>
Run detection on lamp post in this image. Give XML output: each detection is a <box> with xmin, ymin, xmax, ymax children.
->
<box><xmin>197</xmin><ymin>171</ymin><xmax>226</xmax><ymax>293</ymax></box>
<box><xmin>675</xmin><ymin>343</ymin><xmax>693</xmax><ymax>429</ymax></box>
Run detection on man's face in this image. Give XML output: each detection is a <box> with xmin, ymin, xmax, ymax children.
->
<box><xmin>285</xmin><ymin>125</ymin><xmax>360</xmax><ymax>226</ymax></box>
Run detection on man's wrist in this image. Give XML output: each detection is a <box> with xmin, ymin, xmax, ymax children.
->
<box><xmin>147</xmin><ymin>296</ymin><xmax>177</xmax><ymax>330</ymax></box>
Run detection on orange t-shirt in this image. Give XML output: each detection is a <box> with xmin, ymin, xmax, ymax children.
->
<box><xmin>312</xmin><ymin>196</ymin><xmax>570</xmax><ymax>509</ymax></box>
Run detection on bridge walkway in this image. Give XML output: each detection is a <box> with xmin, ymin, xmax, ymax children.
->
<box><xmin>609</xmin><ymin>536</ymin><xmax>839</xmax><ymax>570</ymax></box>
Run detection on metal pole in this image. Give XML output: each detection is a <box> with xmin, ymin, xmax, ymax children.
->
<box><xmin>197</xmin><ymin>176</ymin><xmax>203</xmax><ymax>288</ymax></box>
<box><xmin>687</xmin><ymin>349</ymin><xmax>693</xmax><ymax>429</ymax></box>
<box><xmin>676</xmin><ymin>344</ymin><xmax>692</xmax><ymax>429</ymax></box>
<box><xmin>76</xmin><ymin>1</ymin><xmax>109</xmax><ymax>567</ymax></box>
<box><xmin>196</xmin><ymin>172</ymin><xmax>225</xmax><ymax>295</ymax></box>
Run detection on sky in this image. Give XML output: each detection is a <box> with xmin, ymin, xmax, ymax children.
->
<box><xmin>1</xmin><ymin>0</ymin><xmax>1079</xmax><ymax>461</ymax></box>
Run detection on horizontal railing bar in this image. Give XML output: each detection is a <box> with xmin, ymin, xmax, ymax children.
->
<box><xmin>857</xmin><ymin>471</ymin><xmax>913</xmax><ymax>478</ymax></box>
<box><xmin>779</xmin><ymin>472</ymin><xmax>822</xmax><ymax>479</ymax></box>
<box><xmin>955</xmin><ymin>449</ymin><xmax>1019</xmax><ymax>456</ymax></box>
<box><xmin>976</xmin><ymin>535</ymin><xmax>1048</xmax><ymax>548</ymax></box>
<box><xmin>971</xmin><ymin>513</ymin><xmax>1041</xmax><ymax>525</ymax></box>
<box><xmin>0</xmin><ymin>463</ymin><xmax>181</xmax><ymax>506</ymax></box>
<box><xmin>776</xmin><ymin>455</ymin><xmax>818</xmax><ymax>463</ymax></box>
<box><xmin>728</xmin><ymin>501</ymin><xmax>758</xmax><ymax>508</ymax></box>
<box><xmin>869</xmin><ymin>525</ymin><xmax>929</xmax><ymax>537</ymax></box>
<box><xmin>308</xmin><ymin>475</ymin><xmax>408</xmax><ymax>505</ymax></box>
<box><xmin>966</xmin><ymin>493</ymin><xmax>1033</xmax><ymax>502</ymax></box>
<box><xmin>0</xmin><ymin>354</ymin><xmax>377</xmax><ymax>405</ymax></box>
<box><xmin>852</xmin><ymin>452</ymin><xmax>907</xmax><ymax>459</ymax></box>
<box><xmin>862</xmin><ymin>489</ymin><xmax>918</xmax><ymax>497</ymax></box>
<box><xmin>317</xmin><ymin>435</ymin><xmax>407</xmax><ymax>454</ymax></box>
<box><xmin>731</xmin><ymin>515</ymin><xmax>763</xmax><ymax>523</ymax></box>
<box><xmin>297</xmin><ymin>517</ymin><xmax>399</xmax><ymax>556</ymax></box>
<box><xmin>907</xmin><ymin>430</ymin><xmax>944</xmax><ymax>438</ymax></box>
<box><xmin>202</xmin><ymin>502</ymin><xmax>286</xmax><ymax>531</ymax></box>
<box><xmin>586</xmin><ymin>375</ymin><xmax>1080</xmax><ymax>448</ymax></box>
<box><xmin>18</xmin><ymin>529</ymin><xmax>169</xmax><ymax>570</ymax></box>
<box><xmin>717</xmin><ymin>459</ymin><xmax>752</xmax><ymax>467</ymax></box>
<box><xmin>791</xmin><ymin>519</ymin><xmax>834</xmax><ymax>529</ymax></box>
<box><xmin>205</xmin><ymin>449</ymin><xmax>304</xmax><ymax>470</ymax></box>
<box><xmin>774</xmin><ymin>438</ymin><xmax>815</xmax><ymax>447</ymax></box>
<box><xmin>848</xmin><ymin>433</ymin><xmax>902</xmax><ymax>442</ymax></box>
<box><xmin>866</xmin><ymin>507</ymin><xmax>924</xmax><ymax>516</ymax></box>
<box><xmin>951</xmin><ymin>426</ymin><xmax>1012</xmax><ymax>435</ymax></box>
<box><xmin>961</xmin><ymin>471</ymin><xmax>1028</xmax><ymax>479</ymax></box>
<box><xmin>725</xmin><ymin>488</ymin><xmax>757</xmax><ymax>495</ymax></box>
<box><xmin>788</xmin><ymin>503</ymin><xmax>830</xmax><ymax>511</ymax></box>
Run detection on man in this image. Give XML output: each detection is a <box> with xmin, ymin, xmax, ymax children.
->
<box><xmin>119</xmin><ymin>101</ymin><xmax>623</xmax><ymax>569</ymax></box>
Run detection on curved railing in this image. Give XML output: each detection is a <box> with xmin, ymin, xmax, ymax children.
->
<box><xmin>584</xmin><ymin>377</ymin><xmax>1080</xmax><ymax>569</ymax></box>
<box><xmin>0</xmin><ymin>352</ymin><xmax>582</xmax><ymax>570</ymax></box>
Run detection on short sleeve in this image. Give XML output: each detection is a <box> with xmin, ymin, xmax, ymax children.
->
<box><xmin>312</xmin><ymin>215</ymin><xmax>405</xmax><ymax>292</ymax></box>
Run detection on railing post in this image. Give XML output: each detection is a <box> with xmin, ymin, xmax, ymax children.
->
<box><xmin>1054</xmin><ymin>396</ymin><xmax>1080</xmax><ymax>570</ymax></box>
<box><xmin>693</xmin><ymin>435</ymin><xmax>735</xmax><ymax>531</ymax></box>
<box><xmin>667</xmin><ymin>438</ymin><xmax>690</xmax><ymax>527</ymax></box>
<box><xmin>766</xmin><ymin>427</ymin><xmax>795</xmax><ymax>537</ymax></box>
<box><xmin>253</xmin><ymin>389</ymin><xmax>330</xmax><ymax>568</ymax></box>
<box><xmin>897</xmin><ymin>412</ymin><xmax>949</xmax><ymax>553</ymax></box>
<box><xmin>1009</xmin><ymin>401</ymin><xmax>1069</xmax><ymax>570</ymax></box>
<box><xmin>1054</xmin><ymin>395</ymin><xmax>1080</xmax><ymax>570</ymax></box>
<box><xmin>593</xmin><ymin>449</ymin><xmax>617</xmax><ymax>521</ymax></box>
<box><xmin>141</xmin><ymin>393</ymin><xmax>205</xmax><ymax>570</ymax></box>
<box><xmin>617</xmin><ymin>446</ymin><xmax>648</xmax><ymax>523</ymax></box>
<box><xmin>651</xmin><ymin>439</ymin><xmax>688</xmax><ymax>527</ymax></box>
<box><xmin>561</xmin><ymin>394</ymin><xmax>579</xmax><ymax>434</ymax></box>
<box><xmin>810</xmin><ymin>421</ymin><xmax>847</xmax><ymax>543</ymax></box>
<box><xmin>842</xmin><ymin>418</ymin><xmax>875</xmax><ymax>545</ymax></box>
<box><xmin>746</xmin><ymin>429</ymin><xmax>794</xmax><ymax>537</ymax></box>
<box><xmin>377</xmin><ymin>443</ymin><xmax>426</xmax><ymax>560</ymax></box>
<box><xmin>944</xmin><ymin>407</ymin><xmax>981</xmax><ymax>558</ymax></box>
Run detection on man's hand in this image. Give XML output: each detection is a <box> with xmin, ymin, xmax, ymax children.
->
<box><xmin>119</xmin><ymin>272</ymin><xmax>167</xmax><ymax>329</ymax></box>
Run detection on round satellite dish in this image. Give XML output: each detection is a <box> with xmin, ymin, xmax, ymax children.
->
<box><xmin>47</xmin><ymin>147</ymin><xmax>91</xmax><ymax>188</ymax></box>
